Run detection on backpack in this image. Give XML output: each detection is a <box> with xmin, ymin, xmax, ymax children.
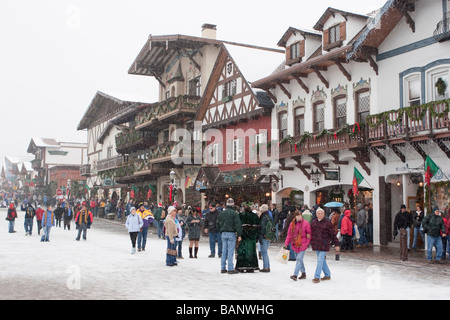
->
<box><xmin>264</xmin><ymin>216</ymin><xmax>276</xmax><ymax>241</ymax></box>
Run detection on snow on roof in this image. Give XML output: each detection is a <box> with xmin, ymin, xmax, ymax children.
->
<box><xmin>97</xmin><ymin>90</ymin><xmax>154</xmax><ymax>105</ymax></box>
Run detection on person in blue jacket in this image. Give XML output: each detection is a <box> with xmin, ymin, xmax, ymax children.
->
<box><xmin>41</xmin><ymin>205</ymin><xmax>55</xmax><ymax>242</ymax></box>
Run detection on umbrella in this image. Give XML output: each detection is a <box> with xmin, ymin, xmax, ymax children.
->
<box><xmin>324</xmin><ymin>202</ymin><xmax>343</xmax><ymax>208</ymax></box>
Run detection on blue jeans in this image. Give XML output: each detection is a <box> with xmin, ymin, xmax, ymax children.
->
<box><xmin>137</xmin><ymin>227</ymin><xmax>148</xmax><ymax>249</ymax></box>
<box><xmin>209</xmin><ymin>232</ymin><xmax>222</xmax><ymax>256</ymax></box>
<box><xmin>41</xmin><ymin>226</ymin><xmax>51</xmax><ymax>242</ymax></box>
<box><xmin>293</xmin><ymin>250</ymin><xmax>306</xmax><ymax>276</ymax></box>
<box><xmin>76</xmin><ymin>224</ymin><xmax>88</xmax><ymax>240</ymax></box>
<box><xmin>358</xmin><ymin>227</ymin><xmax>368</xmax><ymax>245</ymax></box>
<box><xmin>177</xmin><ymin>239</ymin><xmax>183</xmax><ymax>257</ymax></box>
<box><xmin>314</xmin><ymin>251</ymin><xmax>331</xmax><ymax>279</ymax></box>
<box><xmin>154</xmin><ymin>220</ymin><xmax>164</xmax><ymax>238</ymax></box>
<box><xmin>260</xmin><ymin>239</ymin><xmax>270</xmax><ymax>269</ymax></box>
<box><xmin>412</xmin><ymin>226</ymin><xmax>425</xmax><ymax>249</ymax></box>
<box><xmin>427</xmin><ymin>235</ymin><xmax>443</xmax><ymax>261</ymax></box>
<box><xmin>8</xmin><ymin>220</ymin><xmax>15</xmax><ymax>233</ymax></box>
<box><xmin>221</xmin><ymin>232</ymin><xmax>236</xmax><ymax>271</ymax></box>
<box><xmin>24</xmin><ymin>218</ymin><xmax>33</xmax><ymax>235</ymax></box>
<box><xmin>166</xmin><ymin>236</ymin><xmax>177</xmax><ymax>266</ymax></box>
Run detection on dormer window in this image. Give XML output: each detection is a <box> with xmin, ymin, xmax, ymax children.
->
<box><xmin>286</xmin><ymin>41</ymin><xmax>305</xmax><ymax>66</ymax></box>
<box><xmin>323</xmin><ymin>22</ymin><xmax>346</xmax><ymax>51</ymax></box>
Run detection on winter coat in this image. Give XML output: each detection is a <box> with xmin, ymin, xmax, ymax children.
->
<box><xmin>340</xmin><ymin>210</ymin><xmax>353</xmax><ymax>236</ymax></box>
<box><xmin>186</xmin><ymin>214</ymin><xmax>202</xmax><ymax>240</ymax></box>
<box><xmin>394</xmin><ymin>210</ymin><xmax>413</xmax><ymax>231</ymax></box>
<box><xmin>35</xmin><ymin>208</ymin><xmax>44</xmax><ymax>221</ymax></box>
<box><xmin>75</xmin><ymin>210</ymin><xmax>93</xmax><ymax>228</ymax></box>
<box><xmin>302</xmin><ymin>210</ymin><xmax>313</xmax><ymax>224</ymax></box>
<box><xmin>42</xmin><ymin>210</ymin><xmax>55</xmax><ymax>227</ymax></box>
<box><xmin>284</xmin><ymin>219</ymin><xmax>311</xmax><ymax>253</ymax></box>
<box><xmin>412</xmin><ymin>210</ymin><xmax>424</xmax><ymax>228</ymax></box>
<box><xmin>153</xmin><ymin>207</ymin><xmax>166</xmax><ymax>221</ymax></box>
<box><xmin>310</xmin><ymin>218</ymin><xmax>340</xmax><ymax>252</ymax></box>
<box><xmin>54</xmin><ymin>207</ymin><xmax>64</xmax><ymax>219</ymax></box>
<box><xmin>259</xmin><ymin>211</ymin><xmax>272</xmax><ymax>242</ymax></box>
<box><xmin>125</xmin><ymin>213</ymin><xmax>143</xmax><ymax>233</ymax></box>
<box><xmin>204</xmin><ymin>209</ymin><xmax>220</xmax><ymax>233</ymax></box>
<box><xmin>164</xmin><ymin>215</ymin><xmax>178</xmax><ymax>242</ymax></box>
<box><xmin>446</xmin><ymin>217</ymin><xmax>450</xmax><ymax>236</ymax></box>
<box><xmin>21</xmin><ymin>204</ymin><xmax>35</xmax><ymax>219</ymax></box>
<box><xmin>356</xmin><ymin>204</ymin><xmax>367</xmax><ymax>228</ymax></box>
<box><xmin>6</xmin><ymin>206</ymin><xmax>17</xmax><ymax>221</ymax></box>
<box><xmin>422</xmin><ymin>213</ymin><xmax>446</xmax><ymax>237</ymax></box>
<box><xmin>217</xmin><ymin>206</ymin><xmax>242</xmax><ymax>236</ymax></box>
<box><xmin>138</xmin><ymin>209</ymin><xmax>154</xmax><ymax>228</ymax></box>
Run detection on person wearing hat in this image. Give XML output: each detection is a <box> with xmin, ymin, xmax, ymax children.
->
<box><xmin>136</xmin><ymin>202</ymin><xmax>154</xmax><ymax>252</ymax></box>
<box><xmin>153</xmin><ymin>203</ymin><xmax>166</xmax><ymax>239</ymax></box>
<box><xmin>393</xmin><ymin>204</ymin><xmax>413</xmax><ymax>260</ymax></box>
<box><xmin>125</xmin><ymin>207</ymin><xmax>143</xmax><ymax>254</ymax></box>
<box><xmin>217</xmin><ymin>198</ymin><xmax>242</xmax><ymax>274</ymax></box>
<box><xmin>422</xmin><ymin>208</ymin><xmax>447</xmax><ymax>264</ymax></box>
<box><xmin>75</xmin><ymin>202</ymin><xmax>93</xmax><ymax>241</ymax></box>
<box><xmin>164</xmin><ymin>206</ymin><xmax>179</xmax><ymax>266</ymax></box>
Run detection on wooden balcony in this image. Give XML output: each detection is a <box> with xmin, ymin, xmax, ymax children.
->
<box><xmin>367</xmin><ymin>100</ymin><xmax>450</xmax><ymax>146</ymax></box>
<box><xmin>277</xmin><ymin>124</ymin><xmax>367</xmax><ymax>159</ymax></box>
<box><xmin>116</xmin><ymin>130</ymin><xmax>155</xmax><ymax>154</ymax></box>
<box><xmin>80</xmin><ymin>164</ymin><xmax>91</xmax><ymax>176</ymax></box>
<box><xmin>97</xmin><ymin>156</ymin><xmax>127</xmax><ymax>172</ymax></box>
<box><xmin>135</xmin><ymin>95</ymin><xmax>201</xmax><ymax>130</ymax></box>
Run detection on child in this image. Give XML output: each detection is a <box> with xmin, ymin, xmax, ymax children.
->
<box><xmin>125</xmin><ymin>207</ymin><xmax>143</xmax><ymax>254</ymax></box>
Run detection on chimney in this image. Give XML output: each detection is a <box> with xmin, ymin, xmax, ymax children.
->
<box><xmin>201</xmin><ymin>23</ymin><xmax>217</xmax><ymax>40</ymax></box>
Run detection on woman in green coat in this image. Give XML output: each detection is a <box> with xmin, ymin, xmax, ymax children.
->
<box><xmin>236</xmin><ymin>203</ymin><xmax>260</xmax><ymax>273</ymax></box>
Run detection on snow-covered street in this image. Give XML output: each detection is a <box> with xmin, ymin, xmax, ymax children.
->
<box><xmin>1</xmin><ymin>208</ymin><xmax>449</xmax><ymax>300</ymax></box>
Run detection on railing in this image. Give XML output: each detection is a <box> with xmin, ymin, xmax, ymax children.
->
<box><xmin>278</xmin><ymin>124</ymin><xmax>367</xmax><ymax>159</ymax></box>
<box><xmin>367</xmin><ymin>100</ymin><xmax>450</xmax><ymax>142</ymax></box>
<box><xmin>80</xmin><ymin>164</ymin><xmax>91</xmax><ymax>176</ymax></box>
<box><xmin>116</xmin><ymin>129</ymin><xmax>154</xmax><ymax>151</ymax></box>
<box><xmin>97</xmin><ymin>156</ymin><xmax>127</xmax><ymax>172</ymax></box>
<box><xmin>433</xmin><ymin>17</ymin><xmax>450</xmax><ymax>42</ymax></box>
<box><xmin>135</xmin><ymin>95</ymin><xmax>201</xmax><ymax>129</ymax></box>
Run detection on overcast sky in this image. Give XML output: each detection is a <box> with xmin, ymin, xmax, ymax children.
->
<box><xmin>0</xmin><ymin>0</ymin><xmax>386</xmax><ymax>169</ymax></box>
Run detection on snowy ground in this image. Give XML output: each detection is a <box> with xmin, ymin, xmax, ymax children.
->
<box><xmin>1</xmin><ymin>208</ymin><xmax>449</xmax><ymax>301</ymax></box>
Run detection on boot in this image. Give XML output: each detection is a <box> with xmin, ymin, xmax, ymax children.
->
<box><xmin>194</xmin><ymin>247</ymin><xmax>198</xmax><ymax>258</ymax></box>
<box><xmin>189</xmin><ymin>247</ymin><xmax>193</xmax><ymax>258</ymax></box>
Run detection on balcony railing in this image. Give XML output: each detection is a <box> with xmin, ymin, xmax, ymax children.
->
<box><xmin>433</xmin><ymin>17</ymin><xmax>450</xmax><ymax>42</ymax></box>
<box><xmin>116</xmin><ymin>129</ymin><xmax>154</xmax><ymax>153</ymax></box>
<box><xmin>97</xmin><ymin>156</ymin><xmax>127</xmax><ymax>172</ymax></box>
<box><xmin>277</xmin><ymin>124</ymin><xmax>367</xmax><ymax>159</ymax></box>
<box><xmin>367</xmin><ymin>99</ymin><xmax>450</xmax><ymax>143</ymax></box>
<box><xmin>135</xmin><ymin>95</ymin><xmax>201</xmax><ymax>130</ymax></box>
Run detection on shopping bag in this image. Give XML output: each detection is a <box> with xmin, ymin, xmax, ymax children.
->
<box><xmin>276</xmin><ymin>247</ymin><xmax>290</xmax><ymax>264</ymax></box>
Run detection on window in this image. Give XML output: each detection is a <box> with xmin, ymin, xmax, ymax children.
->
<box><xmin>107</xmin><ymin>146</ymin><xmax>113</xmax><ymax>159</ymax></box>
<box><xmin>165</xmin><ymin>90</ymin><xmax>170</xmax><ymax>100</ymax></box>
<box><xmin>290</xmin><ymin>42</ymin><xmax>300</xmax><ymax>60</ymax></box>
<box><xmin>232</xmin><ymin>139</ymin><xmax>239</xmax><ymax>163</ymax></box>
<box><xmin>189</xmin><ymin>76</ymin><xmax>201</xmax><ymax>96</ymax></box>
<box><xmin>313</xmin><ymin>102</ymin><xmax>325</xmax><ymax>132</ymax></box>
<box><xmin>222</xmin><ymin>79</ymin><xmax>237</xmax><ymax>100</ymax></box>
<box><xmin>278</xmin><ymin>112</ymin><xmax>288</xmax><ymax>140</ymax></box>
<box><xmin>334</xmin><ymin>97</ymin><xmax>347</xmax><ymax>128</ymax></box>
<box><xmin>211</xmin><ymin>143</ymin><xmax>219</xmax><ymax>165</ymax></box>
<box><xmin>356</xmin><ymin>90</ymin><xmax>370</xmax><ymax>124</ymax></box>
<box><xmin>329</xmin><ymin>25</ymin><xmax>341</xmax><ymax>44</ymax></box>
<box><xmin>405</xmin><ymin>75</ymin><xmax>421</xmax><ymax>106</ymax></box>
<box><xmin>431</xmin><ymin>71</ymin><xmax>449</xmax><ymax>100</ymax></box>
<box><xmin>294</xmin><ymin>107</ymin><xmax>305</xmax><ymax>136</ymax></box>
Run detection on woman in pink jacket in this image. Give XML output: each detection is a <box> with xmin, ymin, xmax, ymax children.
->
<box><xmin>284</xmin><ymin>210</ymin><xmax>312</xmax><ymax>281</ymax></box>
<box><xmin>340</xmin><ymin>210</ymin><xmax>354</xmax><ymax>252</ymax></box>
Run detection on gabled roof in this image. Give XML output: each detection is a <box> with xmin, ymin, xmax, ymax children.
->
<box><xmin>77</xmin><ymin>91</ymin><xmax>153</xmax><ymax>130</ymax></box>
<box><xmin>313</xmin><ymin>7</ymin><xmax>369</xmax><ymax>31</ymax></box>
<box><xmin>277</xmin><ymin>27</ymin><xmax>321</xmax><ymax>48</ymax></box>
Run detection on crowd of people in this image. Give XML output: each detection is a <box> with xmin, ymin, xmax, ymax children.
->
<box><xmin>5</xmin><ymin>195</ymin><xmax>450</xmax><ymax>283</ymax></box>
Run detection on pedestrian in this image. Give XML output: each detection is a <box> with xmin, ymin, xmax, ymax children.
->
<box><xmin>422</xmin><ymin>209</ymin><xmax>447</xmax><ymax>264</ymax></box>
<box><xmin>175</xmin><ymin>206</ymin><xmax>186</xmax><ymax>259</ymax></box>
<box><xmin>63</xmin><ymin>203</ymin><xmax>73</xmax><ymax>230</ymax></box>
<box><xmin>281</xmin><ymin>208</ymin><xmax>297</xmax><ymax>261</ymax></box>
<box><xmin>204</xmin><ymin>203</ymin><xmax>222</xmax><ymax>258</ymax></box>
<box><xmin>125</xmin><ymin>207</ymin><xmax>143</xmax><ymax>254</ymax></box>
<box><xmin>393</xmin><ymin>204</ymin><xmax>413</xmax><ymax>260</ymax></box>
<box><xmin>35</xmin><ymin>205</ymin><xmax>44</xmax><ymax>235</ymax></box>
<box><xmin>217</xmin><ymin>198</ymin><xmax>242</xmax><ymax>274</ymax></box>
<box><xmin>186</xmin><ymin>207</ymin><xmax>202</xmax><ymax>258</ymax></box>
<box><xmin>412</xmin><ymin>205</ymin><xmax>425</xmax><ymax>250</ymax></box>
<box><xmin>310</xmin><ymin>207</ymin><xmax>340</xmax><ymax>283</ymax></box>
<box><xmin>54</xmin><ymin>203</ymin><xmax>64</xmax><ymax>228</ymax></box>
<box><xmin>41</xmin><ymin>205</ymin><xmax>54</xmax><ymax>242</ymax></box>
<box><xmin>164</xmin><ymin>206</ymin><xmax>178</xmax><ymax>267</ymax></box>
<box><xmin>75</xmin><ymin>202</ymin><xmax>93</xmax><ymax>241</ymax></box>
<box><xmin>258</xmin><ymin>204</ymin><xmax>273</xmax><ymax>273</ymax></box>
<box><xmin>235</xmin><ymin>202</ymin><xmax>260</xmax><ymax>273</ymax></box>
<box><xmin>340</xmin><ymin>209</ymin><xmax>354</xmax><ymax>252</ymax></box>
<box><xmin>284</xmin><ymin>210</ymin><xmax>312</xmax><ymax>281</ymax></box>
<box><xmin>137</xmin><ymin>203</ymin><xmax>154</xmax><ymax>252</ymax></box>
<box><xmin>6</xmin><ymin>203</ymin><xmax>17</xmax><ymax>233</ymax></box>
<box><xmin>446</xmin><ymin>215</ymin><xmax>450</xmax><ymax>261</ymax></box>
<box><xmin>21</xmin><ymin>202</ymin><xmax>35</xmax><ymax>236</ymax></box>
<box><xmin>270</xmin><ymin>203</ymin><xmax>280</xmax><ymax>241</ymax></box>
<box><xmin>153</xmin><ymin>203</ymin><xmax>166</xmax><ymax>239</ymax></box>
<box><xmin>356</xmin><ymin>204</ymin><xmax>368</xmax><ymax>246</ymax></box>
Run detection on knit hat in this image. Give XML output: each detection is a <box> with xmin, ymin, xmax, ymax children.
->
<box><xmin>226</xmin><ymin>198</ymin><xmax>234</xmax><ymax>206</ymax></box>
<box><xmin>158</xmin><ymin>203</ymin><xmax>163</xmax><ymax>207</ymax></box>
<box><xmin>130</xmin><ymin>207</ymin><xmax>136</xmax><ymax>213</ymax></box>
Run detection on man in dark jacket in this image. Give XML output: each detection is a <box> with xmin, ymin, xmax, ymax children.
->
<box><xmin>310</xmin><ymin>208</ymin><xmax>340</xmax><ymax>283</ymax></box>
<box><xmin>422</xmin><ymin>209</ymin><xmax>447</xmax><ymax>264</ymax></box>
<box><xmin>218</xmin><ymin>198</ymin><xmax>242</xmax><ymax>274</ymax></box>
<box><xmin>204</xmin><ymin>203</ymin><xmax>222</xmax><ymax>258</ymax></box>
<box><xmin>21</xmin><ymin>202</ymin><xmax>36</xmax><ymax>236</ymax></box>
<box><xmin>393</xmin><ymin>204</ymin><xmax>413</xmax><ymax>260</ymax></box>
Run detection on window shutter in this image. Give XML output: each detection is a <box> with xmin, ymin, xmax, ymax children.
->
<box><xmin>339</xmin><ymin>22</ymin><xmax>346</xmax><ymax>42</ymax></box>
<box><xmin>323</xmin><ymin>29</ymin><xmax>330</xmax><ymax>46</ymax></box>
<box><xmin>300</xmin><ymin>40</ymin><xmax>305</xmax><ymax>58</ymax></box>
<box><xmin>285</xmin><ymin>46</ymin><xmax>291</xmax><ymax>63</ymax></box>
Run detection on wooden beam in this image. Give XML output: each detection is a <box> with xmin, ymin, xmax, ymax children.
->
<box><xmin>277</xmin><ymin>81</ymin><xmax>292</xmax><ymax>99</ymax></box>
<box><xmin>388</xmin><ymin>144</ymin><xmax>405</xmax><ymax>163</ymax></box>
<box><xmin>328</xmin><ymin>151</ymin><xmax>348</xmax><ymax>165</ymax></box>
<box><xmin>293</xmin><ymin>157</ymin><xmax>311</xmax><ymax>180</ymax></box>
<box><xmin>351</xmin><ymin>149</ymin><xmax>371</xmax><ymax>176</ymax></box>
<box><xmin>433</xmin><ymin>138</ymin><xmax>450</xmax><ymax>159</ymax></box>
<box><xmin>371</xmin><ymin>147</ymin><xmax>386</xmax><ymax>165</ymax></box>
<box><xmin>410</xmin><ymin>142</ymin><xmax>427</xmax><ymax>161</ymax></box>
<box><xmin>367</xmin><ymin>55</ymin><xmax>378</xmax><ymax>75</ymax></box>
<box><xmin>263</xmin><ymin>89</ymin><xmax>277</xmax><ymax>103</ymax></box>
<box><xmin>294</xmin><ymin>76</ymin><xmax>309</xmax><ymax>94</ymax></box>
<box><xmin>333</xmin><ymin>59</ymin><xmax>351</xmax><ymax>82</ymax></box>
<box><xmin>182</xmin><ymin>48</ymin><xmax>201</xmax><ymax>72</ymax></box>
<box><xmin>312</xmin><ymin>68</ymin><xmax>329</xmax><ymax>88</ymax></box>
<box><xmin>311</xmin><ymin>154</ymin><xmax>327</xmax><ymax>175</ymax></box>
